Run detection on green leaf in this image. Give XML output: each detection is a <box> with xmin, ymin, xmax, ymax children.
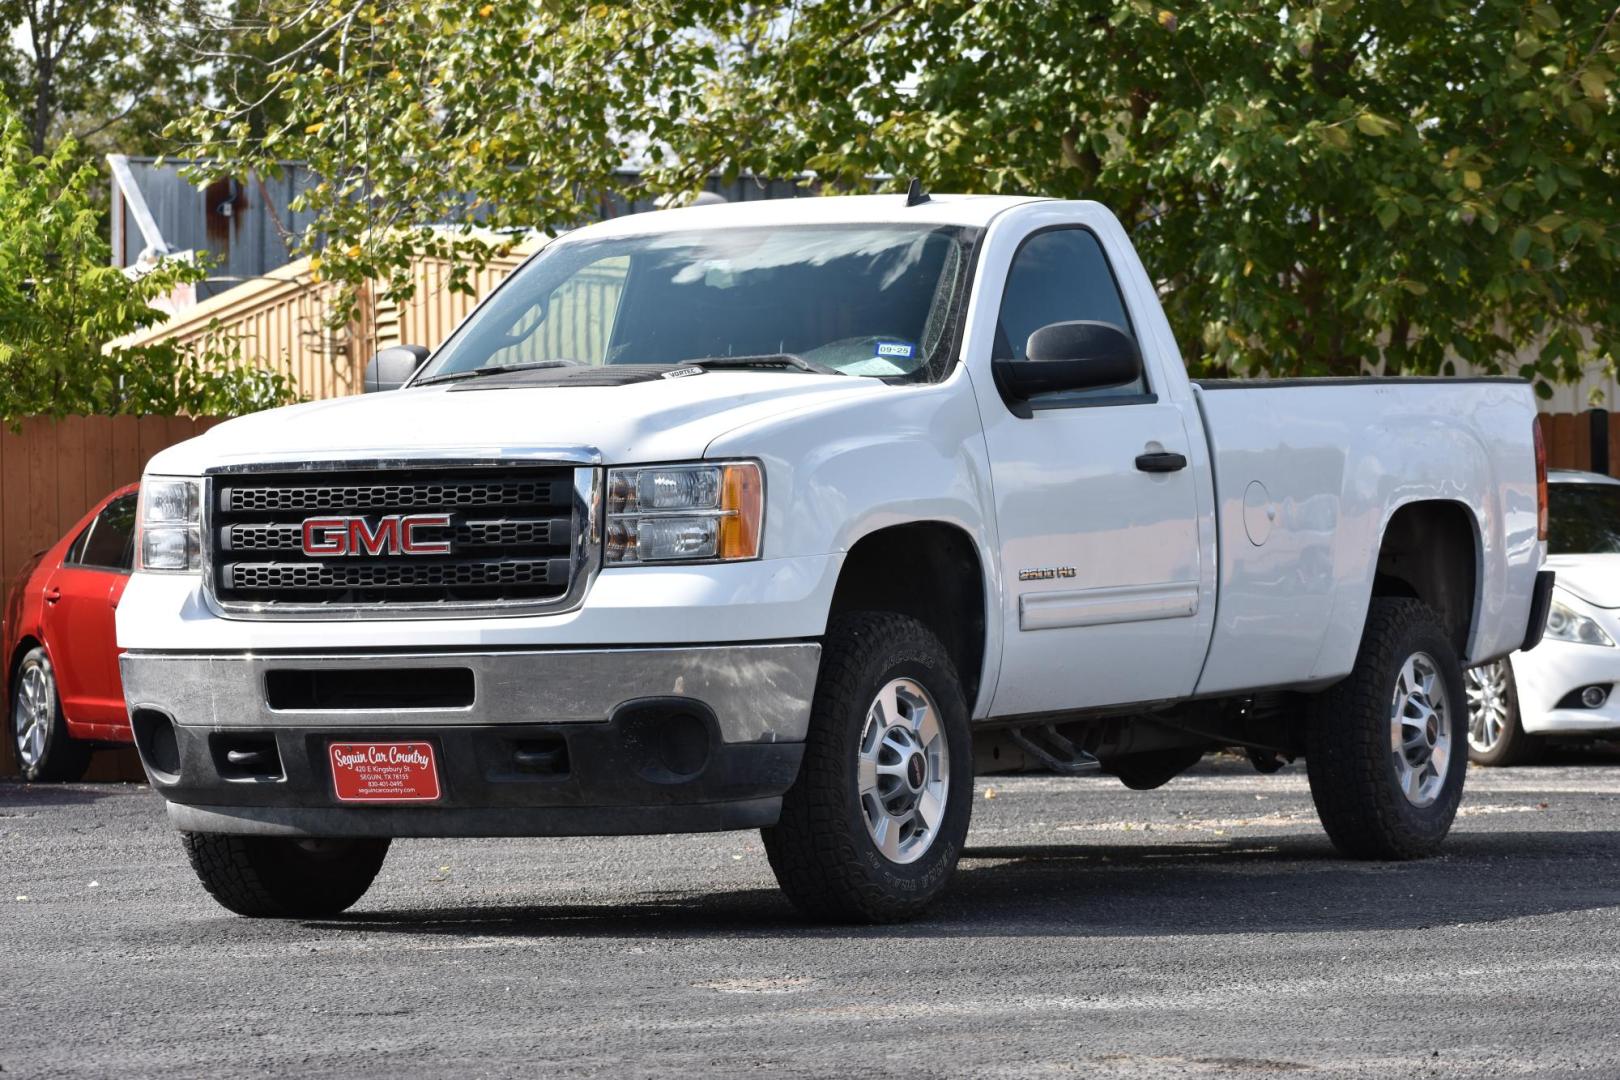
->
<box><xmin>1377</xmin><ymin>201</ymin><xmax>1400</xmax><ymax>229</ymax></box>
<box><xmin>1355</xmin><ymin>112</ymin><xmax>1397</xmax><ymax>137</ymax></box>
<box><xmin>1510</xmin><ymin>227</ymin><xmax>1533</xmax><ymax>260</ymax></box>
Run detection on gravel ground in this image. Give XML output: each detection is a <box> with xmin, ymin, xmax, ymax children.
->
<box><xmin>3</xmin><ymin>748</ymin><xmax>1620</xmax><ymax>1079</ymax></box>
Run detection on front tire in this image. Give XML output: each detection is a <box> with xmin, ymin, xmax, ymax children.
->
<box><xmin>9</xmin><ymin>647</ymin><xmax>90</xmax><ymax>783</ymax></box>
<box><xmin>1465</xmin><ymin>659</ymin><xmax>1541</xmax><ymax>766</ymax></box>
<box><xmin>763</xmin><ymin>613</ymin><xmax>973</xmax><ymax>923</ymax></box>
<box><xmin>181</xmin><ymin>833</ymin><xmax>391</xmax><ymax>918</ymax></box>
<box><xmin>1306</xmin><ymin>598</ymin><xmax>1466</xmax><ymax>860</ymax></box>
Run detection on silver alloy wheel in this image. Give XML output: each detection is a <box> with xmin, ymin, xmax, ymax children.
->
<box><xmin>1390</xmin><ymin>651</ymin><xmax>1453</xmax><ymax>807</ymax></box>
<box><xmin>1465</xmin><ymin>660</ymin><xmax>1512</xmax><ymax>755</ymax></box>
<box><xmin>13</xmin><ymin>662</ymin><xmax>52</xmax><ymax>770</ymax></box>
<box><xmin>857</xmin><ymin>677</ymin><xmax>949</xmax><ymax>865</ymax></box>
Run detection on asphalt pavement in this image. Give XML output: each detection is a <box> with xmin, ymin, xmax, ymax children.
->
<box><xmin>4</xmin><ymin>749</ymin><xmax>1620</xmax><ymax>1079</ymax></box>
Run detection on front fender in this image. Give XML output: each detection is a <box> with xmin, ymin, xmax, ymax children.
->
<box><xmin>704</xmin><ymin>370</ymin><xmax>1003</xmax><ymax>712</ymax></box>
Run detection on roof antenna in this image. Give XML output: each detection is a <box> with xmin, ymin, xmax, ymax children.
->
<box><xmin>905</xmin><ymin>177</ymin><xmax>930</xmax><ymax>206</ymax></box>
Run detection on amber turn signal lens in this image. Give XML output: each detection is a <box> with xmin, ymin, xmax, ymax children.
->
<box><xmin>718</xmin><ymin>463</ymin><xmax>763</xmax><ymax>560</ymax></box>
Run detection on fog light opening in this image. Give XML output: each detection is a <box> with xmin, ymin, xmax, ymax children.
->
<box><xmin>129</xmin><ymin>708</ymin><xmax>181</xmax><ymax>781</ymax></box>
<box><xmin>1581</xmin><ymin>685</ymin><xmax>1609</xmax><ymax>709</ymax></box>
<box><xmin>613</xmin><ymin>697</ymin><xmax>715</xmax><ymax>783</ymax></box>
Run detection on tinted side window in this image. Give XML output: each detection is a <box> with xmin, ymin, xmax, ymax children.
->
<box><xmin>993</xmin><ymin>228</ymin><xmax>1146</xmax><ymax>405</ymax></box>
<box><xmin>75</xmin><ymin>494</ymin><xmax>138</xmax><ymax>571</ymax></box>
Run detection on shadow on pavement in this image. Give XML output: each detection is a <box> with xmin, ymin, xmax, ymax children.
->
<box><xmin>302</xmin><ymin>827</ymin><xmax>1620</xmax><ymax>941</ymax></box>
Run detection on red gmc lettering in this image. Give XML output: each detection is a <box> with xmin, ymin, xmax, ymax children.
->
<box><xmin>300</xmin><ymin>514</ymin><xmax>452</xmax><ymax>557</ymax></box>
<box><xmin>301</xmin><ymin>517</ymin><xmax>348</xmax><ymax>556</ymax></box>
<box><xmin>401</xmin><ymin>514</ymin><xmax>452</xmax><ymax>555</ymax></box>
<box><xmin>350</xmin><ymin>517</ymin><xmax>401</xmax><ymax>556</ymax></box>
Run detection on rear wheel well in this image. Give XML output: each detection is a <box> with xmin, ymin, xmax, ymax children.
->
<box><xmin>1372</xmin><ymin>501</ymin><xmax>1478</xmax><ymax>656</ymax></box>
<box><xmin>827</xmin><ymin>523</ymin><xmax>986</xmax><ymax>711</ymax></box>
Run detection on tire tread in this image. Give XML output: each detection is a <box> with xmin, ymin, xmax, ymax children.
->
<box><xmin>182</xmin><ymin>832</ymin><xmax>389</xmax><ymax>918</ymax></box>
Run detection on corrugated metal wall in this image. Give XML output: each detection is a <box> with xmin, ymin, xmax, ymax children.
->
<box><xmin>112</xmin><ymin>160</ymin><xmax>323</xmax><ymax>301</ymax></box>
<box><xmin>110</xmin><ymin>160</ymin><xmax>816</xmax><ymax>303</ymax></box>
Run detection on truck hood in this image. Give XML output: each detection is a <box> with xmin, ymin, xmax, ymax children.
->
<box><xmin>146</xmin><ymin>371</ymin><xmax>887</xmax><ymax>475</ymax></box>
<box><xmin>1546</xmin><ymin>553</ymin><xmax>1620</xmax><ymax>610</ymax></box>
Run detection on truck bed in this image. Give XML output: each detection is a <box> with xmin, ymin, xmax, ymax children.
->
<box><xmin>1189</xmin><ymin>377</ymin><xmax>1541</xmax><ymax>696</ymax></box>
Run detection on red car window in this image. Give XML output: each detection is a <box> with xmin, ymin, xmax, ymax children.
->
<box><xmin>69</xmin><ymin>494</ymin><xmax>138</xmax><ymax>573</ymax></box>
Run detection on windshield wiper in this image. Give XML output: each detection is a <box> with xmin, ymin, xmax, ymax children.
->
<box><xmin>688</xmin><ymin>353</ymin><xmax>843</xmax><ymax>376</ymax></box>
<box><xmin>414</xmin><ymin>359</ymin><xmax>583</xmax><ymax>386</ymax></box>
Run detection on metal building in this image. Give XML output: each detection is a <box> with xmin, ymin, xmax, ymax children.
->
<box><xmin>108</xmin><ymin>156</ymin><xmax>813</xmax><ymax>302</ymax></box>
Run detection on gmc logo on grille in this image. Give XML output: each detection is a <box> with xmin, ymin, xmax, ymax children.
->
<box><xmin>301</xmin><ymin>515</ymin><xmax>452</xmax><ymax>557</ymax></box>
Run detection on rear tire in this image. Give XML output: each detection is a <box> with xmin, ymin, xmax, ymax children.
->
<box><xmin>9</xmin><ymin>647</ymin><xmax>91</xmax><ymax>783</ymax></box>
<box><xmin>763</xmin><ymin>612</ymin><xmax>973</xmax><ymax>923</ymax></box>
<box><xmin>1306</xmin><ymin>598</ymin><xmax>1466</xmax><ymax>860</ymax></box>
<box><xmin>1465</xmin><ymin>658</ymin><xmax>1541</xmax><ymax>766</ymax></box>
<box><xmin>181</xmin><ymin>832</ymin><xmax>391</xmax><ymax>918</ymax></box>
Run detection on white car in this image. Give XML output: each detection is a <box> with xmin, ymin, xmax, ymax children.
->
<box><xmin>1468</xmin><ymin>469</ymin><xmax>1620</xmax><ymax>765</ymax></box>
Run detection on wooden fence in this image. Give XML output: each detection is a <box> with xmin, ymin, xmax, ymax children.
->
<box><xmin>1539</xmin><ymin>410</ymin><xmax>1620</xmax><ymax>476</ymax></box>
<box><xmin>1</xmin><ymin>415</ymin><xmax>221</xmax><ymax>778</ymax></box>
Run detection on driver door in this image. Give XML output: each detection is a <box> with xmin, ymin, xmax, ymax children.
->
<box><xmin>45</xmin><ymin>493</ymin><xmax>136</xmax><ymax>727</ymax></box>
<box><xmin>974</xmin><ymin>222</ymin><xmax>1211</xmax><ymax>717</ymax></box>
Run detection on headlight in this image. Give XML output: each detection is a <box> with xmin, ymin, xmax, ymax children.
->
<box><xmin>605</xmin><ymin>462</ymin><xmax>763</xmax><ymax>565</ymax></box>
<box><xmin>1545</xmin><ymin>599</ymin><xmax>1615</xmax><ymax>647</ymax></box>
<box><xmin>135</xmin><ymin>477</ymin><xmax>202</xmax><ymax>572</ymax></box>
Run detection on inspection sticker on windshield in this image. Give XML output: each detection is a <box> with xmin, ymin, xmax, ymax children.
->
<box><xmin>875</xmin><ymin>341</ymin><xmax>915</xmax><ymax>360</ymax></box>
<box><xmin>329</xmin><ymin>741</ymin><xmax>441</xmax><ymax>802</ymax></box>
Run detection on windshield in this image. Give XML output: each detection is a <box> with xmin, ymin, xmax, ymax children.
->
<box><xmin>415</xmin><ymin>224</ymin><xmax>975</xmax><ymax>383</ymax></box>
<box><xmin>1548</xmin><ymin>482</ymin><xmax>1620</xmax><ymax>555</ymax></box>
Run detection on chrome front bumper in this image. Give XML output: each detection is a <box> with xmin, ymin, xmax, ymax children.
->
<box><xmin>120</xmin><ymin>642</ymin><xmax>821</xmax><ymax>745</ymax></box>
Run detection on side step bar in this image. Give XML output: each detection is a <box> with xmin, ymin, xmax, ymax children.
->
<box><xmin>1009</xmin><ymin>724</ymin><xmax>1101</xmax><ymax>776</ymax></box>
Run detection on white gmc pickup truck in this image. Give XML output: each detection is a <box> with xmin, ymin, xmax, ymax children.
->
<box><xmin>117</xmin><ymin>193</ymin><xmax>1553</xmax><ymax>922</ymax></box>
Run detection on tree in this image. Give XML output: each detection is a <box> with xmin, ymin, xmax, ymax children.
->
<box><xmin>674</xmin><ymin>0</ymin><xmax>1620</xmax><ymax>390</ymax></box>
<box><xmin>179</xmin><ymin>0</ymin><xmax>1620</xmax><ymax>393</ymax></box>
<box><xmin>0</xmin><ymin>0</ymin><xmax>204</xmax><ymax>156</ymax></box>
<box><xmin>167</xmin><ymin>0</ymin><xmax>734</xmax><ymax>322</ymax></box>
<box><xmin>0</xmin><ymin>99</ymin><xmax>296</xmax><ymax>422</ymax></box>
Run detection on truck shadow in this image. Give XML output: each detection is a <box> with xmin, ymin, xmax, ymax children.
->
<box><xmin>307</xmin><ymin>827</ymin><xmax>1620</xmax><ymax>940</ymax></box>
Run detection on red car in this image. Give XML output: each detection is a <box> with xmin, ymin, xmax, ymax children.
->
<box><xmin>4</xmin><ymin>485</ymin><xmax>138</xmax><ymax>781</ymax></box>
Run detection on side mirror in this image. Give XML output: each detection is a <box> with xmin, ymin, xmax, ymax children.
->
<box><xmin>364</xmin><ymin>344</ymin><xmax>431</xmax><ymax>393</ymax></box>
<box><xmin>992</xmin><ymin>321</ymin><xmax>1142</xmax><ymax>415</ymax></box>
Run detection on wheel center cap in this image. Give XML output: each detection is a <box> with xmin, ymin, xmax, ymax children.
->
<box><xmin>905</xmin><ymin>752</ymin><xmax>927</xmax><ymax>792</ymax></box>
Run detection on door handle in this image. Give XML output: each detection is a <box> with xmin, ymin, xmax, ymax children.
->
<box><xmin>44</xmin><ymin>587</ymin><xmax>62</xmax><ymax>604</ymax></box>
<box><xmin>1135</xmin><ymin>451</ymin><xmax>1188</xmax><ymax>473</ymax></box>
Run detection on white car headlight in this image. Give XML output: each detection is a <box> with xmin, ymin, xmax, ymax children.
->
<box><xmin>604</xmin><ymin>462</ymin><xmax>763</xmax><ymax>565</ymax></box>
<box><xmin>1545</xmin><ymin>599</ymin><xmax>1615</xmax><ymax>647</ymax></box>
<box><xmin>135</xmin><ymin>477</ymin><xmax>202</xmax><ymax>572</ymax></box>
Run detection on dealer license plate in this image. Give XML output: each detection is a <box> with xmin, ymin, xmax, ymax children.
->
<box><xmin>328</xmin><ymin>741</ymin><xmax>442</xmax><ymax>803</ymax></box>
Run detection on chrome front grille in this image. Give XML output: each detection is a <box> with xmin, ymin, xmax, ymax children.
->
<box><xmin>205</xmin><ymin>461</ymin><xmax>598</xmax><ymax>618</ymax></box>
